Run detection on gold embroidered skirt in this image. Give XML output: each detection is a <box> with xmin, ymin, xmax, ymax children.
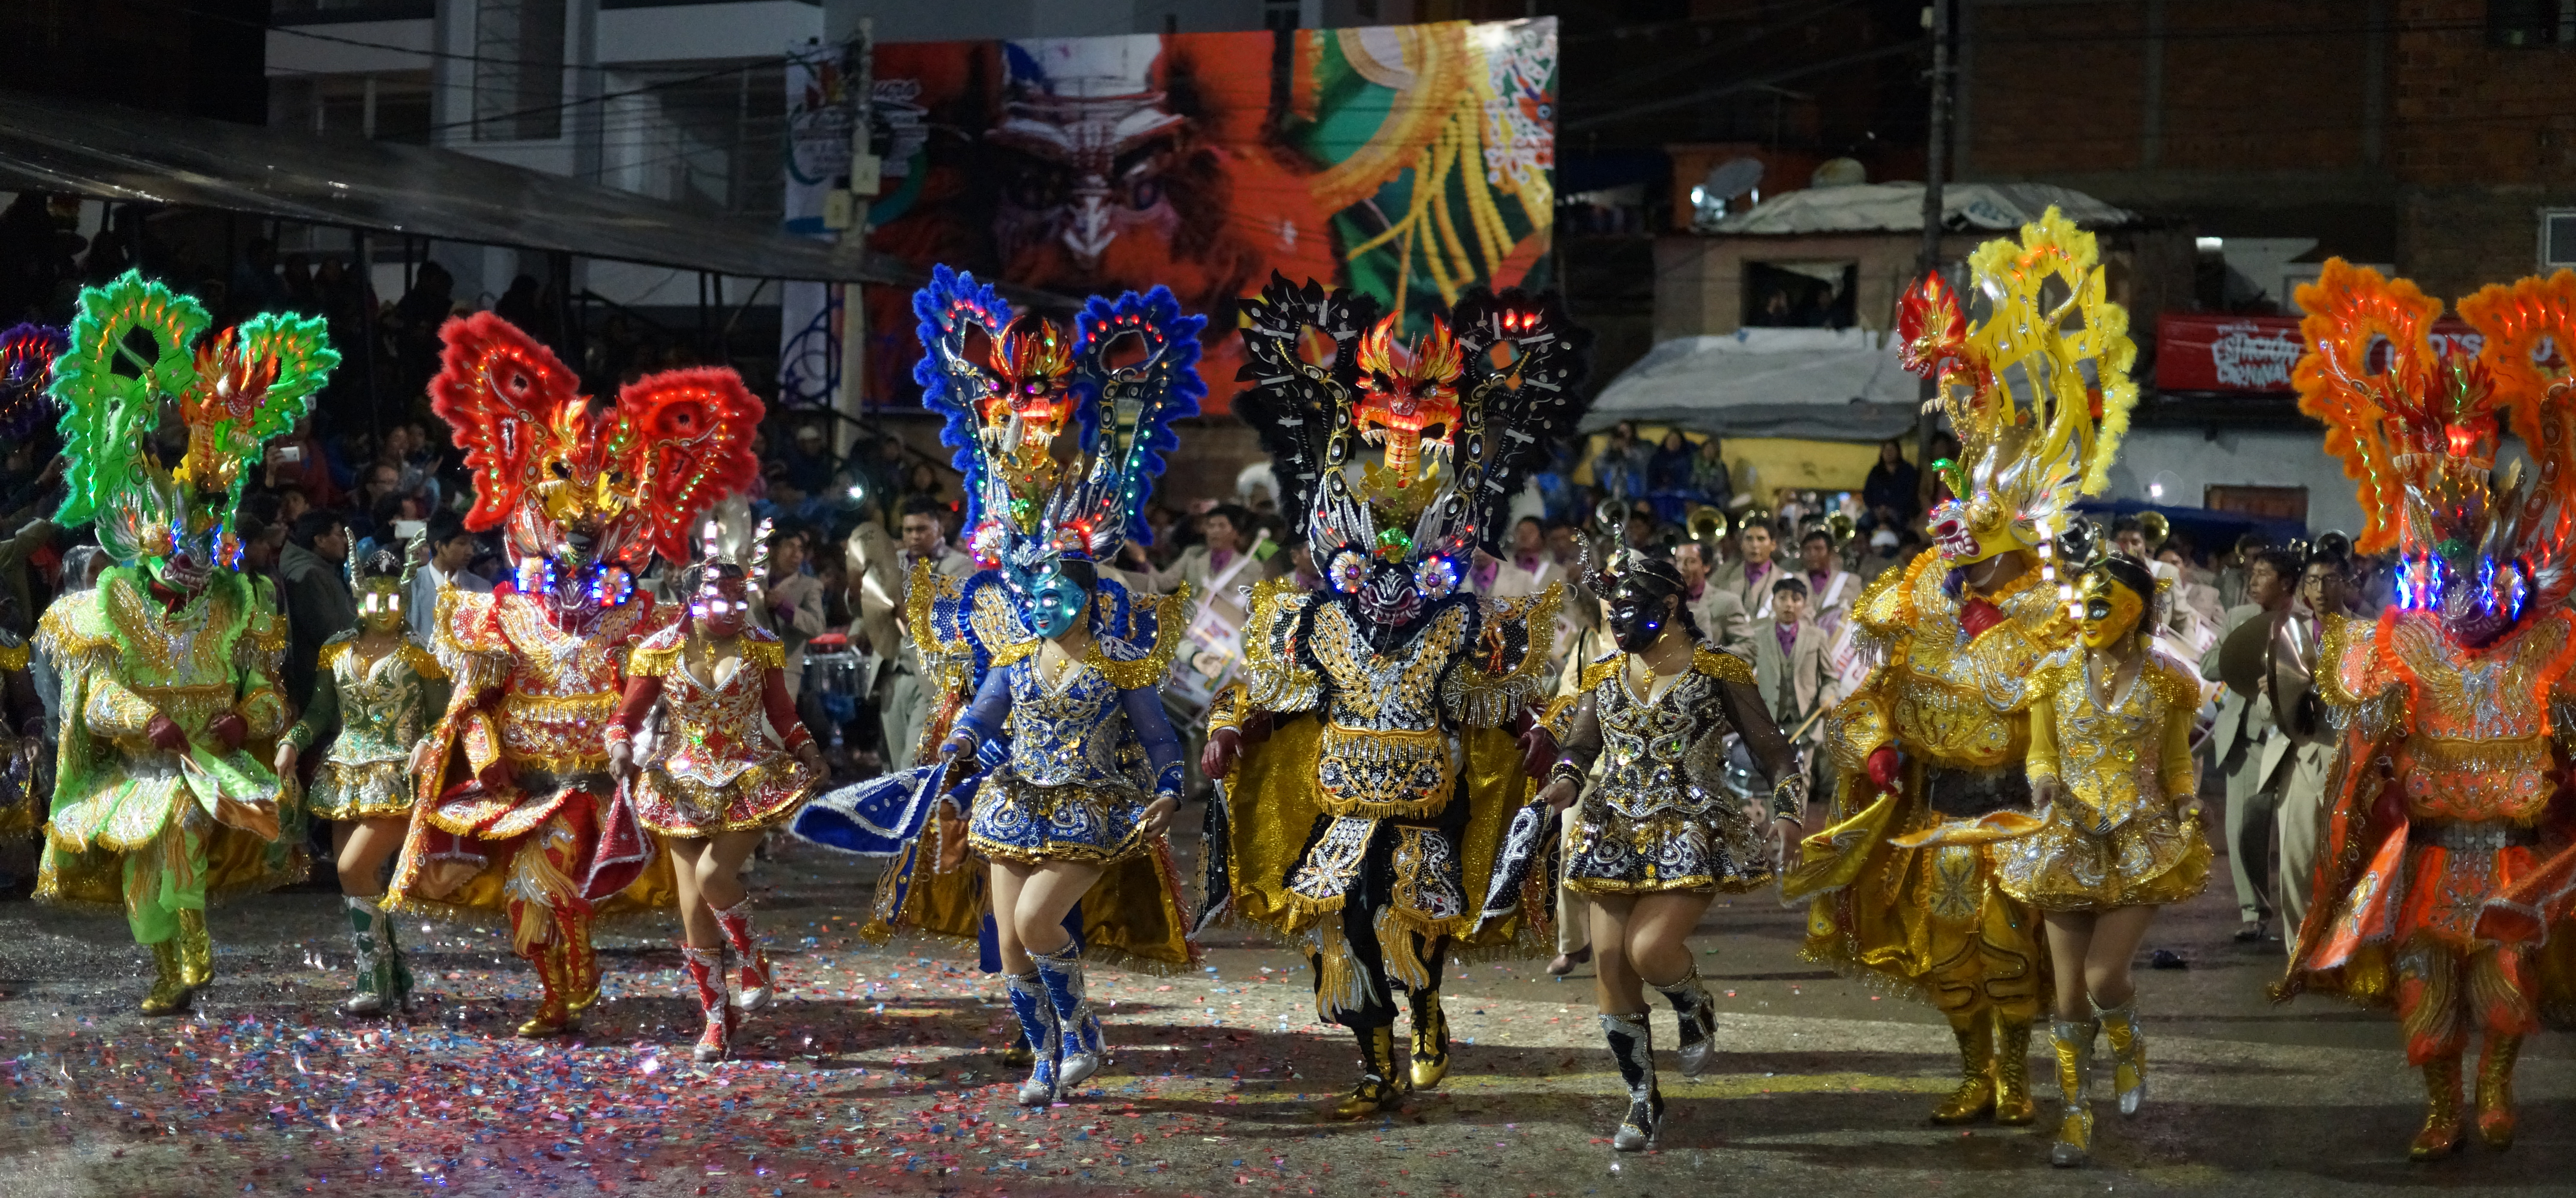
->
<box><xmin>1994</xmin><ymin>800</ymin><xmax>2211</xmax><ymax>912</ymax></box>
<box><xmin>308</xmin><ymin>757</ymin><xmax>413</xmax><ymax>821</ymax></box>
<box><xmin>966</xmin><ymin>775</ymin><xmax>1154</xmax><ymax>865</ymax></box>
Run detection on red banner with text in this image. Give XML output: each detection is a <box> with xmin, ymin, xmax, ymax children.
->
<box><xmin>2155</xmin><ymin>313</ymin><xmax>2484</xmax><ymax>393</ymax></box>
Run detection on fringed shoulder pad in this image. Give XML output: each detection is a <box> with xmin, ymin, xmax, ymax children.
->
<box><xmin>1576</xmin><ymin>651</ymin><xmax>1622</xmax><ymax>694</ymax></box>
<box><xmin>628</xmin><ymin>622</ymin><xmax>686</xmax><ymax>677</ymax></box>
<box><xmin>1691</xmin><ymin>643</ymin><xmax>1754</xmax><ymax>686</ymax></box>
<box><xmin>2142</xmin><ymin>647</ymin><xmax>2204</xmax><ymax>713</ymax></box>
<box><xmin>35</xmin><ymin>586</ymin><xmax>110</xmax><ymax>666</ymax></box>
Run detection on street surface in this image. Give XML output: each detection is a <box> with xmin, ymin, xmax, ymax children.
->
<box><xmin>0</xmin><ymin>807</ymin><xmax>2565</xmax><ymax>1198</ymax></box>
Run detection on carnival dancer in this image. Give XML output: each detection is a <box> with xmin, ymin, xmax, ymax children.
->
<box><xmin>1201</xmin><ymin>276</ymin><xmax>1591</xmax><ymax>1119</ymax></box>
<box><xmin>793</xmin><ymin>268</ymin><xmax>1205</xmax><ymax>1101</ymax></box>
<box><xmin>36</xmin><ymin>272</ymin><xmax>332</xmax><ymax>1013</ymax></box>
<box><xmin>2279</xmin><ymin>261</ymin><xmax>2576</xmax><ymax>1160</ymax></box>
<box><xmin>1905</xmin><ymin>552</ymin><xmax>2209</xmax><ymax>1165</ymax></box>
<box><xmin>390</xmin><ymin>313</ymin><xmax>758</xmax><ymax>1037</ymax></box>
<box><xmin>278</xmin><ymin>538</ymin><xmax>451</xmax><ymax>1016</ymax></box>
<box><xmin>608</xmin><ymin>539</ymin><xmax>826</xmax><ymax>1061</ymax></box>
<box><xmin>1535</xmin><ymin>538</ymin><xmax>1805</xmax><ymax>1149</ymax></box>
<box><xmin>1781</xmin><ymin>209</ymin><xmax>2133</xmax><ymax>1127</ymax></box>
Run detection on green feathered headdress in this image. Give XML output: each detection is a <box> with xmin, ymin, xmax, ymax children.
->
<box><xmin>51</xmin><ymin>271</ymin><xmax>337</xmax><ymax>568</ymax></box>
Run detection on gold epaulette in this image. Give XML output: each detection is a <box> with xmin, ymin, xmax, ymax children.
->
<box><xmin>1094</xmin><ymin>581</ymin><xmax>1192</xmax><ymax>690</ymax></box>
<box><xmin>1692</xmin><ymin>644</ymin><xmax>1754</xmax><ymax>685</ymax></box>
<box><xmin>1577</xmin><ymin>651</ymin><xmax>1622</xmax><ymax>693</ymax></box>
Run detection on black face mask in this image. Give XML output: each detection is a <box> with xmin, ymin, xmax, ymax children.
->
<box><xmin>1609</xmin><ymin>581</ymin><xmax>1673</xmax><ymax>653</ymax></box>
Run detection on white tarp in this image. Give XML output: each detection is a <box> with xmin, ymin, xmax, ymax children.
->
<box><xmin>1580</xmin><ymin>327</ymin><xmax>1921</xmax><ymax>441</ymax></box>
<box><xmin>1708</xmin><ymin>182</ymin><xmax>2139</xmax><ymax>236</ymax></box>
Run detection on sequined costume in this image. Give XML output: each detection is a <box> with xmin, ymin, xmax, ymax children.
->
<box><xmin>618</xmin><ymin>625</ymin><xmax>816</xmax><ymax>836</ymax></box>
<box><xmin>1994</xmin><ymin>645</ymin><xmax>2211</xmax><ymax>911</ymax></box>
<box><xmin>1783</xmin><ymin>209</ymin><xmax>2136</xmax><ymax>1127</ymax></box>
<box><xmin>292</xmin><ymin>634</ymin><xmax>449</xmax><ymax>822</ymax></box>
<box><xmin>791</xmin><ymin>269</ymin><xmax>1205</xmax><ymax>1103</ymax></box>
<box><xmin>390</xmin><ymin>312</ymin><xmax>756</xmax><ymax>1037</ymax></box>
<box><xmin>1206</xmin><ymin>276</ymin><xmax>1590</xmax><ymax>1117</ymax></box>
<box><xmin>1554</xmin><ymin>648</ymin><xmax>1798</xmax><ymax>895</ymax></box>
<box><xmin>2276</xmin><ymin>261</ymin><xmax>2576</xmax><ymax>1160</ymax></box>
<box><xmin>35</xmin><ymin>272</ymin><xmax>331</xmax><ymax>1014</ymax></box>
<box><xmin>0</xmin><ymin>630</ymin><xmax>47</xmax><ymax>843</ymax></box>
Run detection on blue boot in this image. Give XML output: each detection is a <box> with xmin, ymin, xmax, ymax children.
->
<box><xmin>1003</xmin><ymin>970</ymin><xmax>1061</xmax><ymax>1106</ymax></box>
<box><xmin>1034</xmin><ymin>943</ymin><xmax>1104</xmax><ymax>1092</ymax></box>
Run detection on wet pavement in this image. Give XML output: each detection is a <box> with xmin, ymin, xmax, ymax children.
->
<box><xmin>0</xmin><ymin>810</ymin><xmax>2565</xmax><ymax>1198</ymax></box>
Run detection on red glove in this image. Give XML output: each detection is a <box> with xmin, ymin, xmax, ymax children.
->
<box><xmin>1866</xmin><ymin>745</ymin><xmax>1902</xmax><ymax>792</ymax></box>
<box><xmin>1202</xmin><ymin>727</ymin><xmax>1243</xmax><ymax>781</ymax></box>
<box><xmin>145</xmin><ymin>714</ymin><xmax>188</xmax><ymax>753</ymax></box>
<box><xmin>206</xmin><ymin>712</ymin><xmax>248</xmax><ymax>753</ymax></box>
<box><xmin>1240</xmin><ymin>709</ymin><xmax>1275</xmax><ymax>744</ymax></box>
<box><xmin>1959</xmin><ymin>597</ymin><xmax>2005</xmax><ymax>639</ymax></box>
<box><xmin>1512</xmin><ymin>706</ymin><xmax>1558</xmax><ymax>778</ymax></box>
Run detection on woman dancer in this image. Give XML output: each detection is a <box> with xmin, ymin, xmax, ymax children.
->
<box><xmin>279</xmin><ymin>540</ymin><xmax>450</xmax><ymax>1015</ymax></box>
<box><xmin>1960</xmin><ymin>553</ymin><xmax>2208</xmax><ymax>1165</ymax></box>
<box><xmin>608</xmin><ymin>551</ymin><xmax>826</xmax><ymax>1061</ymax></box>
<box><xmin>1538</xmin><ymin>542</ymin><xmax>1805</xmax><ymax>1150</ymax></box>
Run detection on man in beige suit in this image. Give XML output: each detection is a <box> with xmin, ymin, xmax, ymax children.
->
<box><xmin>849</xmin><ymin>498</ymin><xmax>974</xmax><ymax>771</ymax></box>
<box><xmin>1711</xmin><ymin>518</ymin><xmax>1792</xmax><ymax>619</ymax></box>
<box><xmin>2198</xmin><ymin>547</ymin><xmax>2299</xmax><ymax>941</ymax></box>
<box><xmin>2265</xmin><ymin>553</ymin><xmax>2346</xmax><ymax>949</ymax></box>
<box><xmin>1749</xmin><ymin>576</ymin><xmax>1833</xmax><ymax>793</ymax></box>
<box><xmin>1674</xmin><ymin>541</ymin><xmax>1753</xmax><ymax>660</ymax></box>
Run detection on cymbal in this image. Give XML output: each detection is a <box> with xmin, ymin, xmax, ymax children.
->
<box><xmin>2217</xmin><ymin>614</ymin><xmax>2271</xmax><ymax>699</ymax></box>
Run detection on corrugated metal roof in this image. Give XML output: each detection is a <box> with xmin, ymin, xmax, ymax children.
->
<box><xmin>1707</xmin><ymin>182</ymin><xmax>2140</xmax><ymax>236</ymax></box>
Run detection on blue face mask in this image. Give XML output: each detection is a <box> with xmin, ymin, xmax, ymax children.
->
<box><xmin>1024</xmin><ymin>566</ymin><xmax>1090</xmax><ymax>640</ymax></box>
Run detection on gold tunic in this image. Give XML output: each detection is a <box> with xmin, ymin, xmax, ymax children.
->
<box><xmin>1995</xmin><ymin>646</ymin><xmax>2211</xmax><ymax>911</ymax></box>
<box><xmin>1783</xmin><ymin>550</ymin><xmax>2062</xmax><ymax>1016</ymax></box>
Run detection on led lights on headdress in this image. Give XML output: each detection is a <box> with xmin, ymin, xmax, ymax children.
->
<box><xmin>0</xmin><ymin>322</ymin><xmax>65</xmax><ymax>443</ymax></box>
<box><xmin>2293</xmin><ymin>260</ymin><xmax>2576</xmax><ymax>620</ymax></box>
<box><xmin>911</xmin><ymin>265</ymin><xmax>1202</xmax><ymax>581</ymax></box>
<box><xmin>50</xmin><ymin>271</ymin><xmax>336</xmax><ymax>568</ymax></box>
<box><xmin>429</xmin><ymin>312</ymin><xmax>761</xmax><ymax>591</ymax></box>
<box><xmin>1897</xmin><ymin>208</ymin><xmax>2137</xmax><ymax>572</ymax></box>
<box><xmin>1235</xmin><ymin>274</ymin><xmax>1592</xmax><ymax>620</ymax></box>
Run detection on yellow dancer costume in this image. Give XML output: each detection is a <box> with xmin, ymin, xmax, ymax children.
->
<box><xmin>1783</xmin><ymin>208</ymin><xmax>2135</xmax><ymax>1126</ymax></box>
<box><xmin>36</xmin><ymin>272</ymin><xmax>332</xmax><ymax>1014</ymax></box>
<box><xmin>1203</xmin><ymin>277</ymin><xmax>1591</xmax><ymax>1119</ymax></box>
<box><xmin>2277</xmin><ymin>262</ymin><xmax>2576</xmax><ymax>1162</ymax></box>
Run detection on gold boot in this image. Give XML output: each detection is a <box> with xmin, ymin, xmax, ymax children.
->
<box><xmin>1326</xmin><ymin>1025</ymin><xmax>1404</xmax><ymax>1120</ymax></box>
<box><xmin>1407</xmin><ymin>990</ymin><xmax>1450</xmax><ymax>1091</ymax></box>
<box><xmin>2475</xmin><ymin>1035</ymin><xmax>2520</xmax><ymax>1151</ymax></box>
<box><xmin>138</xmin><ymin>939</ymin><xmax>195</xmax><ymax>1016</ymax></box>
<box><xmin>2411</xmin><ymin>1055</ymin><xmax>2465</xmax><ymax>1161</ymax></box>
<box><xmin>1993</xmin><ymin>1016</ymin><xmax>2038</xmax><ymax>1125</ymax></box>
<box><xmin>1929</xmin><ymin>1012</ymin><xmax>1997</xmax><ymax>1124</ymax></box>
<box><xmin>176</xmin><ymin>908</ymin><xmax>212</xmax><ymax>989</ymax></box>
<box><xmin>516</xmin><ymin>938</ymin><xmax>577</xmax><ymax>1038</ymax></box>
<box><xmin>2048</xmin><ymin>1019</ymin><xmax>2095</xmax><ymax>1168</ymax></box>
<box><xmin>2095</xmin><ymin>1000</ymin><xmax>2147</xmax><ymax>1116</ymax></box>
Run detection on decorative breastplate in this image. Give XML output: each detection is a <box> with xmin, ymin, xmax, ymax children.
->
<box><xmin>336</xmin><ymin>649</ymin><xmax>435</xmax><ymax>758</ymax></box>
<box><xmin>495</xmin><ymin>596</ymin><xmax>644</xmax><ymax>768</ymax></box>
<box><xmin>103</xmin><ymin>579</ymin><xmax>245</xmax><ymax>731</ymax></box>
<box><xmin>1885</xmin><ymin>572</ymin><xmax>2051</xmax><ymax>768</ymax></box>
<box><xmin>1309</xmin><ymin>602</ymin><xmax>1470</xmax><ymax>819</ymax></box>
<box><xmin>2045</xmin><ymin>666</ymin><xmax>2163</xmax><ymax>834</ymax></box>
<box><xmin>2390</xmin><ymin>616</ymin><xmax>2567</xmax><ymax>824</ymax></box>
<box><xmin>1005</xmin><ymin>660</ymin><xmax>1137</xmax><ymax>788</ymax></box>
<box><xmin>659</xmin><ymin>654</ymin><xmax>773</xmax><ymax>789</ymax></box>
<box><xmin>1591</xmin><ymin>669</ymin><xmax>1729</xmax><ymax>820</ymax></box>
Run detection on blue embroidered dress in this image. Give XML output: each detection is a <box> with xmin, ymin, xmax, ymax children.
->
<box><xmin>955</xmin><ymin>636</ymin><xmax>1185</xmax><ymax>864</ymax></box>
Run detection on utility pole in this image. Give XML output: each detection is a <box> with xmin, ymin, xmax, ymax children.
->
<box><xmin>1915</xmin><ymin>0</ymin><xmax>1953</xmax><ymax>499</ymax></box>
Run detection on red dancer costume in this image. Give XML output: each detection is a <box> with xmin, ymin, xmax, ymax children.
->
<box><xmin>390</xmin><ymin>313</ymin><xmax>759</xmax><ymax>1037</ymax></box>
<box><xmin>2279</xmin><ymin>261</ymin><xmax>2576</xmax><ymax>1160</ymax></box>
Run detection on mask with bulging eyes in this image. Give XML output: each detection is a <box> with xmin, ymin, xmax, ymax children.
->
<box><xmin>1609</xmin><ymin>578</ymin><xmax>1677</xmax><ymax>654</ymax></box>
<box><xmin>355</xmin><ymin>578</ymin><xmax>406</xmax><ymax>634</ymax></box>
<box><xmin>2079</xmin><ymin>569</ymin><xmax>2145</xmax><ymax>651</ymax></box>
<box><xmin>1014</xmin><ymin>557</ymin><xmax>1094</xmax><ymax>641</ymax></box>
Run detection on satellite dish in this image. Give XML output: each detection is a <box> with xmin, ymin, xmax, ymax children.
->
<box><xmin>1812</xmin><ymin>158</ymin><xmax>1867</xmax><ymax>188</ymax></box>
<box><xmin>1702</xmin><ymin>157</ymin><xmax>1765</xmax><ymax>203</ymax></box>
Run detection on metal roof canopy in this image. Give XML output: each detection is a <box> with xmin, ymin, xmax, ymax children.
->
<box><xmin>0</xmin><ymin>87</ymin><xmax>903</xmax><ymax>284</ymax></box>
<box><xmin>1707</xmin><ymin>182</ymin><xmax>2141</xmax><ymax>237</ymax></box>
<box><xmin>1582</xmin><ymin>328</ymin><xmax>1922</xmax><ymax>442</ymax></box>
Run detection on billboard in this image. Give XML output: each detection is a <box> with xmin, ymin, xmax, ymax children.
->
<box><xmin>2154</xmin><ymin>313</ymin><xmax>2483</xmax><ymax>394</ymax></box>
<box><xmin>860</xmin><ymin>18</ymin><xmax>1560</xmax><ymax>414</ymax></box>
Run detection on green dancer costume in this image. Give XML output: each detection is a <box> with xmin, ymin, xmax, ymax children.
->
<box><xmin>35</xmin><ymin>271</ymin><xmax>334</xmax><ymax>1014</ymax></box>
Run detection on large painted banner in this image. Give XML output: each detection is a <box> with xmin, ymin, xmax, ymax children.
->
<box><xmin>860</xmin><ymin>18</ymin><xmax>1559</xmax><ymax>414</ymax></box>
<box><xmin>2154</xmin><ymin>313</ymin><xmax>2482</xmax><ymax>394</ymax></box>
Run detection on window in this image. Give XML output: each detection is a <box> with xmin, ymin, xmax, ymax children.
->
<box><xmin>2545</xmin><ymin>209</ymin><xmax>2576</xmax><ymax>268</ymax></box>
<box><xmin>2489</xmin><ymin>0</ymin><xmax>2576</xmax><ymax>46</ymax></box>
<box><xmin>473</xmin><ymin>0</ymin><xmax>568</xmax><ymax>142</ymax></box>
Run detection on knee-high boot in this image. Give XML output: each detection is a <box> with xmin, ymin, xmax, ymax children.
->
<box><xmin>1033</xmin><ymin>943</ymin><xmax>1104</xmax><ymax>1092</ymax></box>
<box><xmin>711</xmin><ymin>896</ymin><xmax>773</xmax><ymax>1012</ymax></box>
<box><xmin>1601</xmin><ymin>1010</ymin><xmax>1662</xmax><ymax>1152</ymax></box>
<box><xmin>1327</xmin><ymin>1024</ymin><xmax>1404</xmax><ymax>1120</ymax></box>
<box><xmin>1407</xmin><ymin>987</ymin><xmax>1450</xmax><ymax>1090</ymax></box>
<box><xmin>1929</xmin><ymin>1010</ymin><xmax>1996</xmax><ymax>1124</ymax></box>
<box><xmin>2411</xmin><ymin>1053</ymin><xmax>2466</xmax><ymax>1161</ymax></box>
<box><xmin>2476</xmin><ymin>1034</ymin><xmax>2521</xmax><ymax>1150</ymax></box>
<box><xmin>341</xmin><ymin>895</ymin><xmax>405</xmax><ymax>1016</ymax></box>
<box><xmin>1651</xmin><ymin>966</ymin><xmax>1719</xmax><ymax>1078</ymax></box>
<box><xmin>2048</xmin><ymin>1018</ymin><xmax>2096</xmax><ymax>1168</ymax></box>
<box><xmin>1002</xmin><ymin>969</ymin><xmax>1061</xmax><ymax>1107</ymax></box>
<box><xmin>681</xmin><ymin>945</ymin><xmax>735</xmax><ymax>1063</ymax></box>
<box><xmin>2094</xmin><ymin>999</ymin><xmax>2147</xmax><ymax>1116</ymax></box>
<box><xmin>1992</xmin><ymin>1013</ymin><xmax>2037</xmax><ymax>1125</ymax></box>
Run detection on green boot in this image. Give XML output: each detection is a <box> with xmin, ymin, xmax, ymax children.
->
<box><xmin>340</xmin><ymin>896</ymin><xmax>402</xmax><ymax>1016</ymax></box>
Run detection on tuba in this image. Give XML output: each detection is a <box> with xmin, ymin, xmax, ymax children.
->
<box><xmin>1686</xmin><ymin>504</ymin><xmax>1730</xmax><ymax>546</ymax></box>
<box><xmin>2138</xmin><ymin>510</ymin><xmax>2170</xmax><ymax>553</ymax></box>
